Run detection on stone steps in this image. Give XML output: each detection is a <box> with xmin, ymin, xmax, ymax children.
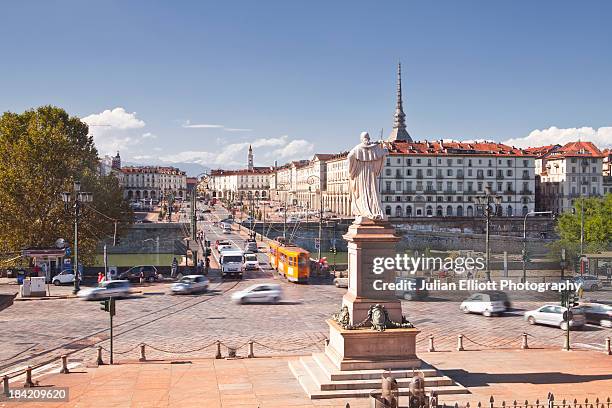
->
<box><xmin>289</xmin><ymin>353</ymin><xmax>469</xmax><ymax>400</ymax></box>
<box><xmin>311</xmin><ymin>352</ymin><xmax>438</xmax><ymax>381</ymax></box>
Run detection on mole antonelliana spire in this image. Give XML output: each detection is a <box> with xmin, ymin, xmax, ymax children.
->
<box><xmin>388</xmin><ymin>62</ymin><xmax>412</xmax><ymax>142</ymax></box>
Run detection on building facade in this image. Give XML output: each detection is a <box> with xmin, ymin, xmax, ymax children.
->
<box><xmin>380</xmin><ymin>140</ymin><xmax>536</xmax><ymax>218</ymax></box>
<box><xmin>121</xmin><ymin>166</ymin><xmax>187</xmax><ymax>201</ymax></box>
<box><xmin>534</xmin><ymin>141</ymin><xmax>604</xmax><ymax>213</ymax></box>
<box><xmin>323</xmin><ymin>152</ymin><xmax>351</xmax><ymax>216</ymax></box>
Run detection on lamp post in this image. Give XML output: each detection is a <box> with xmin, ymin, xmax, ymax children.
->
<box><xmin>307</xmin><ymin>175</ymin><xmax>324</xmax><ymax>263</ymax></box>
<box><xmin>276</xmin><ymin>183</ymin><xmax>289</xmax><ymax>241</ymax></box>
<box><xmin>475</xmin><ymin>187</ymin><xmax>502</xmax><ymax>282</ymax></box>
<box><xmin>61</xmin><ymin>181</ymin><xmax>93</xmax><ymax>294</ymax></box>
<box><xmin>522</xmin><ymin>210</ymin><xmax>552</xmax><ymax>283</ymax></box>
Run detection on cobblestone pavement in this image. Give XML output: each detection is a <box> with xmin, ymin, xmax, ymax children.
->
<box><xmin>1</xmin><ymin>205</ymin><xmax>610</xmax><ymax>375</ymax></box>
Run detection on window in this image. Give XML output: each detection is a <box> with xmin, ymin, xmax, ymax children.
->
<box><xmin>446</xmin><ymin>205</ymin><xmax>453</xmax><ymax>216</ymax></box>
<box><xmin>523</xmin><ymin>160</ymin><xmax>528</xmax><ymax>167</ymax></box>
<box><xmin>447</xmin><ymin>169</ymin><xmax>453</xmax><ymax>176</ymax></box>
<box><xmin>385</xmin><ymin>169</ymin><xmax>391</xmax><ymax>176</ymax></box>
<box><xmin>436</xmin><ymin>206</ymin><xmax>443</xmax><ymax>216</ymax></box>
<box><xmin>426</xmin><ymin>206</ymin><xmax>433</xmax><ymax>216</ymax></box>
<box><xmin>416</xmin><ymin>158</ymin><xmax>421</xmax><ymax>164</ymax></box>
<box><xmin>507</xmin><ymin>169</ymin><xmax>512</xmax><ymax>176</ymax></box>
<box><xmin>407</xmin><ymin>169</ymin><xmax>412</xmax><ymax>176</ymax></box>
<box><xmin>407</xmin><ymin>158</ymin><xmax>412</xmax><ymax>166</ymax></box>
<box><xmin>507</xmin><ymin>159</ymin><xmax>512</xmax><ymax>167</ymax></box>
<box><xmin>427</xmin><ymin>158</ymin><xmax>432</xmax><ymax>166</ymax></box>
<box><xmin>385</xmin><ymin>206</ymin><xmax>391</xmax><ymax>216</ymax></box>
<box><xmin>457</xmin><ymin>205</ymin><xmax>464</xmax><ymax>216</ymax></box>
<box><xmin>395</xmin><ymin>205</ymin><xmax>403</xmax><ymax>217</ymax></box>
<box><xmin>426</xmin><ymin>169</ymin><xmax>433</xmax><ymax>176</ymax></box>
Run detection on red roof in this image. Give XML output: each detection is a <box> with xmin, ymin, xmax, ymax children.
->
<box><xmin>547</xmin><ymin>141</ymin><xmax>604</xmax><ymax>159</ymax></box>
<box><xmin>122</xmin><ymin>166</ymin><xmax>186</xmax><ymax>175</ymax></box>
<box><xmin>387</xmin><ymin>140</ymin><xmax>535</xmax><ymax>157</ymax></box>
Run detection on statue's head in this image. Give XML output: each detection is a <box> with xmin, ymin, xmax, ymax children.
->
<box><xmin>360</xmin><ymin>131</ymin><xmax>370</xmax><ymax>145</ymax></box>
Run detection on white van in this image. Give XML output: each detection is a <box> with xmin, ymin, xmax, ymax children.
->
<box><xmin>220</xmin><ymin>249</ymin><xmax>244</xmax><ymax>279</ymax></box>
<box><xmin>222</xmin><ymin>223</ymin><xmax>232</xmax><ymax>234</ymax></box>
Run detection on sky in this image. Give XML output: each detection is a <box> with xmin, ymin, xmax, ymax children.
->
<box><xmin>1</xmin><ymin>1</ymin><xmax>611</xmax><ymax>172</ymax></box>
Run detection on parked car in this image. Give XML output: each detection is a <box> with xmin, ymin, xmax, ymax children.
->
<box><xmin>579</xmin><ymin>303</ymin><xmax>612</xmax><ymax>327</ymax></box>
<box><xmin>243</xmin><ymin>253</ymin><xmax>259</xmax><ymax>270</ymax></box>
<box><xmin>231</xmin><ymin>283</ymin><xmax>282</xmax><ymax>304</ymax></box>
<box><xmin>460</xmin><ymin>292</ymin><xmax>507</xmax><ymax>317</ymax></box>
<box><xmin>170</xmin><ymin>275</ymin><xmax>209</xmax><ymax>295</ymax></box>
<box><xmin>395</xmin><ymin>277</ymin><xmax>428</xmax><ymax>301</ymax></box>
<box><xmin>118</xmin><ymin>265</ymin><xmax>159</xmax><ymax>283</ymax></box>
<box><xmin>52</xmin><ymin>269</ymin><xmax>79</xmax><ymax>286</ymax></box>
<box><xmin>333</xmin><ymin>277</ymin><xmax>348</xmax><ymax>288</ymax></box>
<box><xmin>524</xmin><ymin>304</ymin><xmax>586</xmax><ymax>330</ymax></box>
<box><xmin>573</xmin><ymin>275</ymin><xmax>600</xmax><ymax>291</ymax></box>
<box><xmin>244</xmin><ymin>240</ymin><xmax>258</xmax><ymax>253</ymax></box>
<box><xmin>78</xmin><ymin>280</ymin><xmax>132</xmax><ymax>300</ymax></box>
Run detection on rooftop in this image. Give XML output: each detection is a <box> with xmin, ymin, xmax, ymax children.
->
<box><xmin>547</xmin><ymin>141</ymin><xmax>604</xmax><ymax>159</ymax></box>
<box><xmin>387</xmin><ymin>140</ymin><xmax>536</xmax><ymax>157</ymax></box>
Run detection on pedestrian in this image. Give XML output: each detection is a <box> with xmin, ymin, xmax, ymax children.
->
<box><xmin>97</xmin><ymin>272</ymin><xmax>104</xmax><ymax>285</ymax></box>
<box><xmin>139</xmin><ymin>267</ymin><xmax>145</xmax><ymax>284</ymax></box>
<box><xmin>171</xmin><ymin>257</ymin><xmax>178</xmax><ymax>278</ymax></box>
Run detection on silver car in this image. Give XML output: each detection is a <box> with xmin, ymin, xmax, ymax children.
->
<box><xmin>78</xmin><ymin>280</ymin><xmax>132</xmax><ymax>300</ymax></box>
<box><xmin>170</xmin><ymin>275</ymin><xmax>209</xmax><ymax>294</ymax></box>
<box><xmin>524</xmin><ymin>304</ymin><xmax>586</xmax><ymax>330</ymax></box>
<box><xmin>231</xmin><ymin>283</ymin><xmax>282</xmax><ymax>304</ymax></box>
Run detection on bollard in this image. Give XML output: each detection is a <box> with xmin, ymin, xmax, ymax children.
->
<box><xmin>563</xmin><ymin>335</ymin><xmax>570</xmax><ymax>351</ymax></box>
<box><xmin>457</xmin><ymin>334</ymin><xmax>464</xmax><ymax>351</ymax></box>
<box><xmin>60</xmin><ymin>355</ymin><xmax>69</xmax><ymax>374</ymax></box>
<box><xmin>2</xmin><ymin>375</ymin><xmax>9</xmax><ymax>397</ymax></box>
<box><xmin>428</xmin><ymin>335</ymin><xmax>435</xmax><ymax>352</ymax></box>
<box><xmin>23</xmin><ymin>366</ymin><xmax>34</xmax><ymax>388</ymax></box>
<box><xmin>96</xmin><ymin>346</ymin><xmax>104</xmax><ymax>365</ymax></box>
<box><xmin>521</xmin><ymin>333</ymin><xmax>529</xmax><ymax>350</ymax></box>
<box><xmin>215</xmin><ymin>341</ymin><xmax>222</xmax><ymax>359</ymax></box>
<box><xmin>606</xmin><ymin>338</ymin><xmax>611</xmax><ymax>356</ymax></box>
<box><xmin>247</xmin><ymin>341</ymin><xmax>254</xmax><ymax>358</ymax></box>
<box><xmin>139</xmin><ymin>344</ymin><xmax>146</xmax><ymax>362</ymax></box>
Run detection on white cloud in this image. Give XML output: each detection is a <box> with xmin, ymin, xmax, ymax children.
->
<box><xmin>182</xmin><ymin>120</ymin><xmax>252</xmax><ymax>132</ymax></box>
<box><xmin>160</xmin><ymin>135</ymin><xmax>313</xmax><ymax>168</ymax></box>
<box><xmin>273</xmin><ymin>139</ymin><xmax>314</xmax><ymax>159</ymax></box>
<box><xmin>503</xmin><ymin>126</ymin><xmax>612</xmax><ymax>149</ymax></box>
<box><xmin>83</xmin><ymin>107</ymin><xmax>145</xmax><ymax>130</ymax></box>
<box><xmin>141</xmin><ymin>132</ymin><xmax>156</xmax><ymax>139</ymax></box>
<box><xmin>82</xmin><ymin>107</ymin><xmax>147</xmax><ymax>155</ymax></box>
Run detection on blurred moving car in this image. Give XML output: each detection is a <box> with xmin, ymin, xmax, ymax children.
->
<box><xmin>244</xmin><ymin>240</ymin><xmax>258</xmax><ymax>253</ymax></box>
<box><xmin>231</xmin><ymin>283</ymin><xmax>282</xmax><ymax>304</ymax></box>
<box><xmin>460</xmin><ymin>292</ymin><xmax>507</xmax><ymax>317</ymax></box>
<box><xmin>524</xmin><ymin>304</ymin><xmax>586</xmax><ymax>330</ymax></box>
<box><xmin>395</xmin><ymin>277</ymin><xmax>428</xmax><ymax>301</ymax></box>
<box><xmin>52</xmin><ymin>269</ymin><xmax>79</xmax><ymax>285</ymax></box>
<box><xmin>334</xmin><ymin>277</ymin><xmax>348</xmax><ymax>288</ymax></box>
<box><xmin>118</xmin><ymin>265</ymin><xmax>159</xmax><ymax>283</ymax></box>
<box><xmin>215</xmin><ymin>240</ymin><xmax>231</xmax><ymax>250</ymax></box>
<box><xmin>579</xmin><ymin>303</ymin><xmax>612</xmax><ymax>327</ymax></box>
<box><xmin>243</xmin><ymin>253</ymin><xmax>259</xmax><ymax>270</ymax></box>
<box><xmin>218</xmin><ymin>243</ymin><xmax>234</xmax><ymax>253</ymax></box>
<box><xmin>78</xmin><ymin>280</ymin><xmax>132</xmax><ymax>300</ymax></box>
<box><xmin>573</xmin><ymin>275</ymin><xmax>600</xmax><ymax>291</ymax></box>
<box><xmin>170</xmin><ymin>275</ymin><xmax>209</xmax><ymax>294</ymax></box>
<box><xmin>222</xmin><ymin>223</ymin><xmax>232</xmax><ymax>234</ymax></box>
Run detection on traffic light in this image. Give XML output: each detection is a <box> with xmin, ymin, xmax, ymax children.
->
<box><xmin>569</xmin><ymin>293</ymin><xmax>580</xmax><ymax>308</ymax></box>
<box><xmin>100</xmin><ymin>298</ymin><xmax>116</xmax><ymax>316</ymax></box>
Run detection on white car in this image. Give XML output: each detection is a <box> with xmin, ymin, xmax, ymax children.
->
<box><xmin>524</xmin><ymin>304</ymin><xmax>586</xmax><ymax>330</ymax></box>
<box><xmin>52</xmin><ymin>269</ymin><xmax>78</xmax><ymax>285</ymax></box>
<box><xmin>78</xmin><ymin>280</ymin><xmax>132</xmax><ymax>300</ymax></box>
<box><xmin>218</xmin><ymin>244</ymin><xmax>234</xmax><ymax>253</ymax></box>
<box><xmin>334</xmin><ymin>277</ymin><xmax>348</xmax><ymax>288</ymax></box>
<box><xmin>231</xmin><ymin>283</ymin><xmax>282</xmax><ymax>304</ymax></box>
<box><xmin>171</xmin><ymin>275</ymin><xmax>209</xmax><ymax>294</ymax></box>
<box><xmin>460</xmin><ymin>292</ymin><xmax>507</xmax><ymax>317</ymax></box>
<box><xmin>243</xmin><ymin>253</ymin><xmax>259</xmax><ymax>270</ymax></box>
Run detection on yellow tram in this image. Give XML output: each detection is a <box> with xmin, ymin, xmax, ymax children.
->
<box><xmin>268</xmin><ymin>240</ymin><xmax>310</xmax><ymax>283</ymax></box>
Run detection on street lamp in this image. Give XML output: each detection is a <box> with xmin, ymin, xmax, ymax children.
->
<box><xmin>61</xmin><ymin>180</ymin><xmax>93</xmax><ymax>294</ymax></box>
<box><xmin>307</xmin><ymin>175</ymin><xmax>324</xmax><ymax>263</ymax></box>
<box><xmin>522</xmin><ymin>210</ymin><xmax>552</xmax><ymax>283</ymax></box>
<box><xmin>475</xmin><ymin>186</ymin><xmax>502</xmax><ymax>282</ymax></box>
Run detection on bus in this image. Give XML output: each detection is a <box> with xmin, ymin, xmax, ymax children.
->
<box><xmin>268</xmin><ymin>240</ymin><xmax>310</xmax><ymax>283</ymax></box>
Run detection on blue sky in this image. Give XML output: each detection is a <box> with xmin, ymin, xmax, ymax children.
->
<box><xmin>1</xmin><ymin>1</ymin><xmax>611</xmax><ymax>171</ymax></box>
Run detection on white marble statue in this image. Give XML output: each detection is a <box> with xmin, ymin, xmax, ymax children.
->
<box><xmin>347</xmin><ymin>132</ymin><xmax>388</xmax><ymax>221</ymax></box>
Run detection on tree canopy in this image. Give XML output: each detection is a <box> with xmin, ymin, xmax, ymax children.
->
<box><xmin>0</xmin><ymin>106</ymin><xmax>131</xmax><ymax>265</ymax></box>
<box><xmin>549</xmin><ymin>194</ymin><xmax>612</xmax><ymax>266</ymax></box>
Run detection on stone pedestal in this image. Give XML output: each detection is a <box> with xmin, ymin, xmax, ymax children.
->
<box><xmin>325</xmin><ymin>319</ymin><xmax>421</xmax><ymax>371</ymax></box>
<box><xmin>342</xmin><ymin>218</ymin><xmax>402</xmax><ymax>325</ymax></box>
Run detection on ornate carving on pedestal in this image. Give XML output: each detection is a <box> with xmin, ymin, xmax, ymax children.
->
<box><xmin>332</xmin><ymin>305</ymin><xmax>351</xmax><ymax>329</ymax></box>
<box><xmin>336</xmin><ymin>303</ymin><xmax>414</xmax><ymax>332</ymax></box>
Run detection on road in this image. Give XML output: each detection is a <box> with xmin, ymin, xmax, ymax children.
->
<box><xmin>0</xmin><ymin>204</ymin><xmax>610</xmax><ymax>378</ymax></box>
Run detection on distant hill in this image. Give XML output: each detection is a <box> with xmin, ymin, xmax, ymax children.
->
<box><xmin>123</xmin><ymin>161</ymin><xmax>211</xmax><ymax>177</ymax></box>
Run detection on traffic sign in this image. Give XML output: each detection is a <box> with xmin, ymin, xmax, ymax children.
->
<box><xmin>64</xmin><ymin>247</ymin><xmax>71</xmax><ymax>257</ymax></box>
<box><xmin>314</xmin><ymin>238</ymin><xmax>320</xmax><ymax>249</ymax></box>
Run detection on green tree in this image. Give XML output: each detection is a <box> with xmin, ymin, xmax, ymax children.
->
<box><xmin>548</xmin><ymin>194</ymin><xmax>612</xmax><ymax>267</ymax></box>
<box><xmin>0</xmin><ymin>106</ymin><xmax>132</xmax><ymax>264</ymax></box>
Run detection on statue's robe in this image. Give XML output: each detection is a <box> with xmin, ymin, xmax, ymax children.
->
<box><xmin>347</xmin><ymin>142</ymin><xmax>388</xmax><ymax>220</ymax></box>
